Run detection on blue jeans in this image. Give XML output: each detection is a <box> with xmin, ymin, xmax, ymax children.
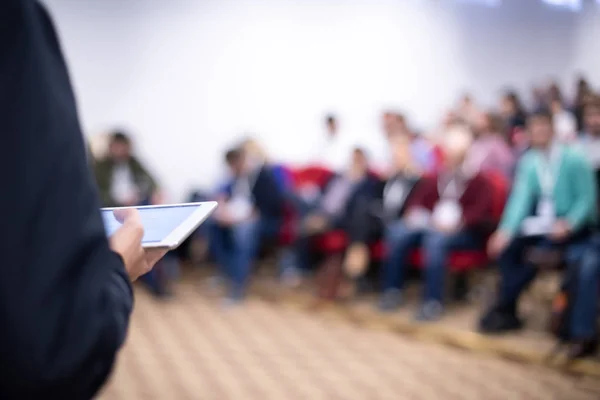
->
<box><xmin>381</xmin><ymin>221</ymin><xmax>481</xmax><ymax>303</ymax></box>
<box><xmin>209</xmin><ymin>217</ymin><xmax>281</xmax><ymax>298</ymax></box>
<box><xmin>496</xmin><ymin>234</ymin><xmax>600</xmax><ymax>339</ymax></box>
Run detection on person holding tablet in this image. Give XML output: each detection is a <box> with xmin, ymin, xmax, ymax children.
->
<box><xmin>0</xmin><ymin>1</ymin><xmax>165</xmax><ymax>398</ymax></box>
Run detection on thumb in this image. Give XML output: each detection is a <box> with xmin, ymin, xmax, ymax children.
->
<box><xmin>113</xmin><ymin>208</ymin><xmax>140</xmax><ymax>224</ymax></box>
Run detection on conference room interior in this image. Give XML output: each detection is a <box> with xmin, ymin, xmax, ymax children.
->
<box><xmin>46</xmin><ymin>0</ymin><xmax>600</xmax><ymax>398</ymax></box>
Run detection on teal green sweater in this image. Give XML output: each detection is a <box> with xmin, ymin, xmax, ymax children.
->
<box><xmin>500</xmin><ymin>145</ymin><xmax>597</xmax><ymax>235</ymax></box>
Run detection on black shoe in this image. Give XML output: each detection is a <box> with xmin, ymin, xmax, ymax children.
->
<box><xmin>478</xmin><ymin>309</ymin><xmax>523</xmax><ymax>334</ymax></box>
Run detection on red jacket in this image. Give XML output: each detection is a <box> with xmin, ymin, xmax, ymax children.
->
<box><xmin>405</xmin><ymin>172</ymin><xmax>493</xmax><ymax>233</ymax></box>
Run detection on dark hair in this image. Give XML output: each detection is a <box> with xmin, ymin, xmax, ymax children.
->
<box><xmin>505</xmin><ymin>90</ymin><xmax>524</xmax><ymax>113</ymax></box>
<box><xmin>528</xmin><ymin>109</ymin><xmax>552</xmax><ymax>123</ymax></box>
<box><xmin>111</xmin><ymin>131</ymin><xmax>130</xmax><ymax>144</ymax></box>
<box><xmin>325</xmin><ymin>114</ymin><xmax>337</xmax><ymax>125</ymax></box>
<box><xmin>225</xmin><ymin>148</ymin><xmax>243</xmax><ymax>164</ymax></box>
<box><xmin>584</xmin><ymin>96</ymin><xmax>600</xmax><ymax>113</ymax></box>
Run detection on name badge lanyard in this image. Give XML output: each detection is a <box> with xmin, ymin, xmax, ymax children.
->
<box><xmin>536</xmin><ymin>148</ymin><xmax>561</xmax><ymax>217</ymax></box>
<box><xmin>233</xmin><ymin>164</ymin><xmax>261</xmax><ymax>199</ymax></box>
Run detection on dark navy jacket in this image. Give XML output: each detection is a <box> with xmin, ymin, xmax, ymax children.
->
<box><xmin>1</xmin><ymin>1</ymin><xmax>133</xmax><ymax>398</ymax></box>
<box><xmin>223</xmin><ymin>165</ymin><xmax>286</xmax><ymax>220</ymax></box>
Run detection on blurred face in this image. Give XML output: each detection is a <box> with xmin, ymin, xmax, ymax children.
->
<box><xmin>500</xmin><ymin>96</ymin><xmax>515</xmax><ymax>116</ymax></box>
<box><xmin>550</xmin><ymin>99</ymin><xmax>562</xmax><ymax>114</ymax></box>
<box><xmin>109</xmin><ymin>140</ymin><xmax>131</xmax><ymax>162</ymax></box>
<box><xmin>472</xmin><ymin>112</ymin><xmax>490</xmax><ymax>135</ymax></box>
<box><xmin>527</xmin><ymin>115</ymin><xmax>554</xmax><ymax>148</ymax></box>
<box><xmin>227</xmin><ymin>155</ymin><xmax>246</xmax><ymax>177</ymax></box>
<box><xmin>382</xmin><ymin>112</ymin><xmax>395</xmax><ymax>136</ymax></box>
<box><xmin>351</xmin><ymin>150</ymin><xmax>367</xmax><ymax>172</ymax></box>
<box><xmin>584</xmin><ymin>106</ymin><xmax>600</xmax><ymax>136</ymax></box>
<box><xmin>326</xmin><ymin>120</ymin><xmax>337</xmax><ymax>136</ymax></box>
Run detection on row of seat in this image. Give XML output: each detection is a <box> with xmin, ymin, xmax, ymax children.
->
<box><xmin>274</xmin><ymin>165</ymin><xmax>511</xmax><ymax>287</ymax></box>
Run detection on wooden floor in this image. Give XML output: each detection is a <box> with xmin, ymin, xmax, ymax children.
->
<box><xmin>98</xmin><ymin>265</ymin><xmax>600</xmax><ymax>399</ymax></box>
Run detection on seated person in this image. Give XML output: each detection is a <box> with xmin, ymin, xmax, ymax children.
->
<box><xmin>480</xmin><ymin>110</ymin><xmax>599</xmax><ymax>359</ymax></box>
<box><xmin>575</xmin><ymin>97</ymin><xmax>600</xmax><ymax>213</ymax></box>
<box><xmin>344</xmin><ymin>135</ymin><xmax>422</xmax><ymax>280</ymax></box>
<box><xmin>94</xmin><ymin>131</ymin><xmax>171</xmax><ymax>297</ymax></box>
<box><xmin>210</xmin><ymin>147</ymin><xmax>285</xmax><ymax>303</ymax></box>
<box><xmin>379</xmin><ymin>127</ymin><xmax>493</xmax><ymax>321</ymax></box>
<box><xmin>94</xmin><ymin>131</ymin><xmax>161</xmax><ymax>207</ymax></box>
<box><xmin>286</xmin><ymin>148</ymin><xmax>379</xmax><ymax>276</ymax></box>
<box><xmin>466</xmin><ymin>112</ymin><xmax>515</xmax><ymax>179</ymax></box>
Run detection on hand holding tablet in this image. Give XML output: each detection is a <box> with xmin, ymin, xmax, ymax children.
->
<box><xmin>102</xmin><ymin>202</ymin><xmax>218</xmax><ymax>249</ymax></box>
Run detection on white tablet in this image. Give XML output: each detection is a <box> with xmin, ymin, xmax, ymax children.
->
<box><xmin>101</xmin><ymin>202</ymin><xmax>218</xmax><ymax>249</ymax></box>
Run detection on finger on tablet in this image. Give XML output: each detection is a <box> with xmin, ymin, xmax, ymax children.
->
<box><xmin>113</xmin><ymin>208</ymin><xmax>140</xmax><ymax>224</ymax></box>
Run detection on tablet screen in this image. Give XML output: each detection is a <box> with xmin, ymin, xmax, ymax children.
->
<box><xmin>102</xmin><ymin>204</ymin><xmax>201</xmax><ymax>245</ymax></box>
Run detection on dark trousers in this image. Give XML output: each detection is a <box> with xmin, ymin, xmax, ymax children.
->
<box><xmin>209</xmin><ymin>217</ymin><xmax>281</xmax><ymax>297</ymax></box>
<box><xmin>381</xmin><ymin>221</ymin><xmax>482</xmax><ymax>303</ymax></box>
<box><xmin>496</xmin><ymin>234</ymin><xmax>600</xmax><ymax>339</ymax></box>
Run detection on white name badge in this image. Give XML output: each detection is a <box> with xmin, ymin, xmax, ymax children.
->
<box><xmin>521</xmin><ymin>216</ymin><xmax>553</xmax><ymax>237</ymax></box>
<box><xmin>431</xmin><ymin>200</ymin><xmax>463</xmax><ymax>230</ymax></box>
<box><xmin>227</xmin><ymin>197</ymin><xmax>253</xmax><ymax>222</ymax></box>
<box><xmin>405</xmin><ymin>207</ymin><xmax>431</xmax><ymax>229</ymax></box>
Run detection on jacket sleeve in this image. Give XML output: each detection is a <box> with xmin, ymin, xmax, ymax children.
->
<box><xmin>0</xmin><ymin>1</ymin><xmax>133</xmax><ymax>398</ymax></box>
<box><xmin>565</xmin><ymin>152</ymin><xmax>598</xmax><ymax>230</ymax></box>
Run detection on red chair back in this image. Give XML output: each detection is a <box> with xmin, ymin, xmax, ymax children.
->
<box><xmin>291</xmin><ymin>165</ymin><xmax>334</xmax><ymax>190</ymax></box>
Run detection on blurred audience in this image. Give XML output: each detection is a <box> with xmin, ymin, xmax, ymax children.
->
<box><xmin>379</xmin><ymin>127</ymin><xmax>493</xmax><ymax>321</ymax></box>
<box><xmin>287</xmin><ymin>148</ymin><xmax>379</xmax><ymax>277</ymax></box>
<box><xmin>95</xmin><ymin>131</ymin><xmax>161</xmax><ymax>208</ymax></box>
<box><xmin>456</xmin><ymin>94</ymin><xmax>480</xmax><ymax>127</ymax></box>
<box><xmin>500</xmin><ymin>90</ymin><xmax>527</xmax><ymax>139</ymax></box>
<box><xmin>344</xmin><ymin>136</ymin><xmax>423</xmax><ymax>281</ymax></box>
<box><xmin>481</xmin><ymin>110</ymin><xmax>598</xmax><ymax>358</ymax></box>
<box><xmin>210</xmin><ymin>147</ymin><xmax>285</xmax><ymax>303</ymax></box>
<box><xmin>467</xmin><ymin>112</ymin><xmax>515</xmax><ymax>178</ymax></box>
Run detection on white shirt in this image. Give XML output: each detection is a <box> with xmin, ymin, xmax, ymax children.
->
<box><xmin>111</xmin><ymin>163</ymin><xmax>138</xmax><ymax>205</ymax></box>
<box><xmin>553</xmin><ymin>111</ymin><xmax>577</xmax><ymax>143</ymax></box>
<box><xmin>317</xmin><ymin>135</ymin><xmax>352</xmax><ymax>172</ymax></box>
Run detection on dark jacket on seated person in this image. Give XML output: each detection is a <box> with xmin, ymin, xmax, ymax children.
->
<box><xmin>405</xmin><ymin>172</ymin><xmax>494</xmax><ymax>235</ymax></box>
<box><xmin>318</xmin><ymin>172</ymin><xmax>380</xmax><ymax>222</ymax></box>
<box><xmin>223</xmin><ymin>165</ymin><xmax>285</xmax><ymax>220</ymax></box>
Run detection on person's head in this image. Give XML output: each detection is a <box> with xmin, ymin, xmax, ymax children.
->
<box><xmin>441</xmin><ymin>126</ymin><xmax>473</xmax><ymax>171</ymax></box>
<box><xmin>442</xmin><ymin>110</ymin><xmax>460</xmax><ymax>129</ymax></box>
<box><xmin>547</xmin><ymin>82</ymin><xmax>562</xmax><ymax>104</ymax></box>
<box><xmin>500</xmin><ymin>90</ymin><xmax>523</xmax><ymax>117</ymax></box>
<box><xmin>584</xmin><ymin>97</ymin><xmax>600</xmax><ymax>136</ymax></box>
<box><xmin>390</xmin><ymin>134</ymin><xmax>418</xmax><ymax>174</ymax></box>
<box><xmin>349</xmin><ymin>147</ymin><xmax>369</xmax><ymax>173</ymax></box>
<box><xmin>473</xmin><ymin>111</ymin><xmax>505</xmax><ymax>137</ymax></box>
<box><xmin>576</xmin><ymin>77</ymin><xmax>591</xmax><ymax>105</ymax></box>
<box><xmin>460</xmin><ymin>94</ymin><xmax>472</xmax><ymax>108</ymax></box>
<box><xmin>549</xmin><ymin>98</ymin><xmax>564</xmax><ymax>114</ymax></box>
<box><xmin>224</xmin><ymin>147</ymin><xmax>246</xmax><ymax>177</ymax></box>
<box><xmin>241</xmin><ymin>137</ymin><xmax>267</xmax><ymax>164</ymax></box>
<box><xmin>526</xmin><ymin>110</ymin><xmax>554</xmax><ymax>149</ymax></box>
<box><xmin>382</xmin><ymin>111</ymin><xmax>407</xmax><ymax>138</ymax></box>
<box><xmin>108</xmin><ymin>131</ymin><xmax>132</xmax><ymax>162</ymax></box>
<box><xmin>325</xmin><ymin>114</ymin><xmax>337</xmax><ymax>137</ymax></box>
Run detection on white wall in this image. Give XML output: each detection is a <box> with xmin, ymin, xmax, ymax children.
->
<box><xmin>44</xmin><ymin>0</ymin><xmax>600</xmax><ymax>201</ymax></box>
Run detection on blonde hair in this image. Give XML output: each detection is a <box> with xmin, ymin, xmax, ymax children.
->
<box><xmin>241</xmin><ymin>138</ymin><xmax>268</xmax><ymax>163</ymax></box>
